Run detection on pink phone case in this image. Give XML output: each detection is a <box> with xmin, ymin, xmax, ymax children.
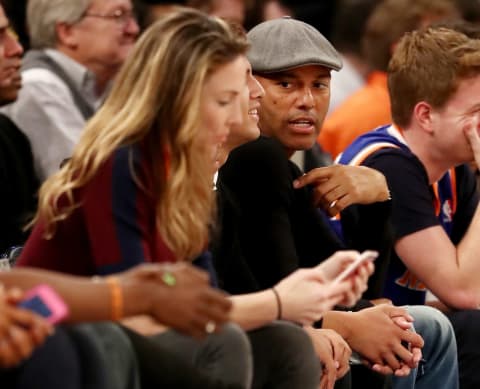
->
<box><xmin>19</xmin><ymin>284</ymin><xmax>69</xmax><ymax>324</ymax></box>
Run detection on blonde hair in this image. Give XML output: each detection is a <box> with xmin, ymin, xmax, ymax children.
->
<box><xmin>35</xmin><ymin>8</ymin><xmax>249</xmax><ymax>261</ymax></box>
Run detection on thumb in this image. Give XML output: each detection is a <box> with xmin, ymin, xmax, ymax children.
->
<box><xmin>323</xmin><ymin>280</ymin><xmax>352</xmax><ymax>298</ymax></box>
<box><xmin>6</xmin><ymin>287</ymin><xmax>24</xmax><ymax>304</ymax></box>
<box><xmin>302</xmin><ymin>268</ymin><xmax>328</xmax><ymax>284</ymax></box>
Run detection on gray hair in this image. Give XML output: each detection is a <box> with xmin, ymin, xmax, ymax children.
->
<box><xmin>27</xmin><ymin>0</ymin><xmax>91</xmax><ymax>49</ymax></box>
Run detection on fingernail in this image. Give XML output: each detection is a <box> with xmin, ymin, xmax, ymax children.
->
<box><xmin>334</xmin><ymin>361</ymin><xmax>340</xmax><ymax>369</ymax></box>
<box><xmin>293</xmin><ymin>180</ymin><xmax>299</xmax><ymax>188</ymax></box>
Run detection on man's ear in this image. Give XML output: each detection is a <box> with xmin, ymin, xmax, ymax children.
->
<box><xmin>55</xmin><ymin>22</ymin><xmax>79</xmax><ymax>49</ymax></box>
<box><xmin>413</xmin><ymin>101</ymin><xmax>434</xmax><ymax>134</ymax></box>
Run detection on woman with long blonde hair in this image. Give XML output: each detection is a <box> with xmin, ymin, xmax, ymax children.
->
<box><xmin>16</xmin><ymin>7</ymin><xmax>254</xmax><ymax>388</ymax></box>
<box><xmin>18</xmin><ymin>8</ymin><xmax>248</xmax><ymax>274</ymax></box>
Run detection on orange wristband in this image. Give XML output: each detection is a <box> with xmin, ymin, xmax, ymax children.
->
<box><xmin>106</xmin><ymin>277</ymin><xmax>123</xmax><ymax>321</ymax></box>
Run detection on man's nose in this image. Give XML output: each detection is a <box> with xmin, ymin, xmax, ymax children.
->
<box><xmin>297</xmin><ymin>87</ymin><xmax>315</xmax><ymax>109</ymax></box>
<box><xmin>125</xmin><ymin>16</ymin><xmax>140</xmax><ymax>36</ymax></box>
<box><xmin>5</xmin><ymin>28</ymin><xmax>23</xmax><ymax>57</ymax></box>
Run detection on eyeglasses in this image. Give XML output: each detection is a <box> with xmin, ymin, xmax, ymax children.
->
<box><xmin>83</xmin><ymin>8</ymin><xmax>136</xmax><ymax>26</ymax></box>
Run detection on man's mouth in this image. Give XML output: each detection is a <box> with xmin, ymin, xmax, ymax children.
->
<box><xmin>288</xmin><ymin>117</ymin><xmax>316</xmax><ymax>133</ymax></box>
<box><xmin>290</xmin><ymin>119</ymin><xmax>314</xmax><ymax>126</ymax></box>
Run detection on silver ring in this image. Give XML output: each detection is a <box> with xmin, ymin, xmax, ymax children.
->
<box><xmin>205</xmin><ymin>321</ymin><xmax>216</xmax><ymax>334</ymax></box>
<box><xmin>329</xmin><ymin>200</ymin><xmax>338</xmax><ymax>209</ymax></box>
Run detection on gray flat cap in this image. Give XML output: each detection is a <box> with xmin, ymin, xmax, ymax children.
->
<box><xmin>247</xmin><ymin>16</ymin><xmax>342</xmax><ymax>73</ymax></box>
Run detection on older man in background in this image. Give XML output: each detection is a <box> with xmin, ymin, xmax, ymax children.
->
<box><xmin>2</xmin><ymin>0</ymin><xmax>139</xmax><ymax>182</ymax></box>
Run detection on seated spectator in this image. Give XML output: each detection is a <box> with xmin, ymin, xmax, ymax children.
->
<box><xmin>16</xmin><ymin>8</ymin><xmax>256</xmax><ymax>388</ymax></box>
<box><xmin>0</xmin><ymin>4</ymin><xmax>37</xmax><ymax>255</ymax></box>
<box><xmin>1</xmin><ymin>0</ymin><xmax>139</xmax><ymax>182</ymax></box>
<box><xmin>213</xmin><ymin>53</ymin><xmax>373</xmax><ymax>388</ymax></box>
<box><xmin>318</xmin><ymin>0</ymin><xmax>460</xmax><ymax>159</ymax></box>
<box><xmin>336</xmin><ymin>26</ymin><xmax>480</xmax><ymax>389</ymax></box>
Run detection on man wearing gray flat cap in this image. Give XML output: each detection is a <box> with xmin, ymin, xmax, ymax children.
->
<box><xmin>218</xmin><ymin>16</ymin><xmax>459</xmax><ymax>389</ymax></box>
<box><xmin>247</xmin><ymin>16</ymin><xmax>342</xmax><ymax>74</ymax></box>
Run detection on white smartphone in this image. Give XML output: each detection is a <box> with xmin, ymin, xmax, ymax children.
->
<box><xmin>332</xmin><ymin>250</ymin><xmax>378</xmax><ymax>284</ymax></box>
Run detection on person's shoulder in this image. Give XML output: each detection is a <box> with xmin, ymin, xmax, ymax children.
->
<box><xmin>364</xmin><ymin>147</ymin><xmax>430</xmax><ymax>192</ymax></box>
<box><xmin>15</xmin><ymin>68</ymin><xmax>72</xmax><ymax>108</ymax></box>
<box><xmin>0</xmin><ymin>113</ymin><xmax>33</xmax><ymax>161</ymax></box>
<box><xmin>232</xmin><ymin>135</ymin><xmax>285</xmax><ymax>158</ymax></box>
<box><xmin>84</xmin><ymin>144</ymin><xmax>141</xmax><ymax>184</ymax></box>
<box><xmin>21</xmin><ymin>67</ymin><xmax>66</xmax><ymax>88</ymax></box>
<box><xmin>82</xmin><ymin>144</ymin><xmax>148</xmax><ymax>203</ymax></box>
<box><xmin>20</xmin><ymin>50</ymin><xmax>68</xmax><ymax>88</ymax></box>
<box><xmin>220</xmin><ymin>136</ymin><xmax>292</xmax><ymax>193</ymax></box>
<box><xmin>224</xmin><ymin>136</ymin><xmax>288</xmax><ymax>172</ymax></box>
<box><xmin>363</xmin><ymin>145</ymin><xmax>420</xmax><ymax>170</ymax></box>
<box><xmin>0</xmin><ymin>113</ymin><xmax>24</xmax><ymax>139</ymax></box>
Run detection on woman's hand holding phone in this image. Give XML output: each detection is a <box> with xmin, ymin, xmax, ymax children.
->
<box><xmin>332</xmin><ymin>250</ymin><xmax>378</xmax><ymax>285</ymax></box>
<box><xmin>274</xmin><ymin>268</ymin><xmax>353</xmax><ymax>326</ymax></box>
<box><xmin>271</xmin><ymin>251</ymin><xmax>376</xmax><ymax>325</ymax></box>
<box><xmin>315</xmin><ymin>250</ymin><xmax>377</xmax><ymax>307</ymax></box>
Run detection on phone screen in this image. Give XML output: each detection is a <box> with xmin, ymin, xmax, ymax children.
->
<box><xmin>17</xmin><ymin>285</ymin><xmax>69</xmax><ymax>324</ymax></box>
<box><xmin>19</xmin><ymin>296</ymin><xmax>53</xmax><ymax>319</ymax></box>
